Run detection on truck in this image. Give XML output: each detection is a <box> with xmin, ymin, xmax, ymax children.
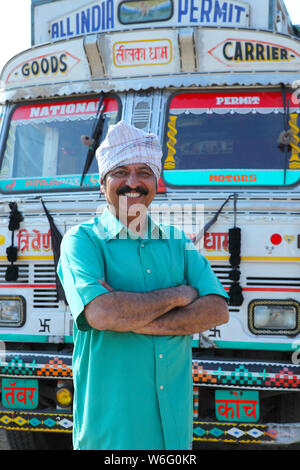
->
<box><xmin>0</xmin><ymin>0</ymin><xmax>300</xmax><ymax>450</ymax></box>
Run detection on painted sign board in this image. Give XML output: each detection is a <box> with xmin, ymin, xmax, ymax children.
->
<box><xmin>201</xmin><ymin>28</ymin><xmax>300</xmax><ymax>71</ymax></box>
<box><xmin>1</xmin><ymin>28</ymin><xmax>179</xmax><ymax>89</ymax></box>
<box><xmin>215</xmin><ymin>390</ymin><xmax>259</xmax><ymax>422</ymax></box>
<box><xmin>2</xmin><ymin>25</ymin><xmax>300</xmax><ymax>93</ymax></box>
<box><xmin>1</xmin><ymin>39</ymin><xmax>89</xmax><ymax>88</ymax></box>
<box><xmin>104</xmin><ymin>29</ymin><xmax>179</xmax><ymax>77</ymax></box>
<box><xmin>32</xmin><ymin>0</ymin><xmax>250</xmax><ymax>44</ymax></box>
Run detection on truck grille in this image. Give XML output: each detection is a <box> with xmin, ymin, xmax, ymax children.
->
<box><xmin>33</xmin><ymin>289</ymin><xmax>59</xmax><ymax>308</ymax></box>
<box><xmin>246</xmin><ymin>276</ymin><xmax>300</xmax><ymax>287</ymax></box>
<box><xmin>211</xmin><ymin>264</ymin><xmax>232</xmax><ymax>287</ymax></box>
<box><xmin>33</xmin><ymin>264</ymin><xmax>59</xmax><ymax>309</ymax></box>
<box><xmin>0</xmin><ymin>264</ymin><xmax>29</xmax><ymax>283</ymax></box>
<box><xmin>33</xmin><ymin>264</ymin><xmax>56</xmax><ymax>283</ymax></box>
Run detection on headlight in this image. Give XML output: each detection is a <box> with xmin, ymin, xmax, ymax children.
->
<box><xmin>248</xmin><ymin>300</ymin><xmax>300</xmax><ymax>336</ymax></box>
<box><xmin>0</xmin><ymin>296</ymin><xmax>26</xmax><ymax>327</ymax></box>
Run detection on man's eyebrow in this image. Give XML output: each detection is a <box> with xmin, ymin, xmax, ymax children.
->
<box><xmin>110</xmin><ymin>166</ymin><xmax>128</xmax><ymax>171</ymax></box>
<box><xmin>110</xmin><ymin>165</ymin><xmax>152</xmax><ymax>171</ymax></box>
<box><xmin>138</xmin><ymin>165</ymin><xmax>152</xmax><ymax>170</ymax></box>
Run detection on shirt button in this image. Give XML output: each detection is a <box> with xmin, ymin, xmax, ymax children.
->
<box><xmin>146</xmin><ymin>268</ymin><xmax>151</xmax><ymax>274</ymax></box>
<box><xmin>160</xmin><ymin>385</ymin><xmax>164</xmax><ymax>390</ymax></box>
<box><xmin>159</xmin><ymin>354</ymin><xmax>163</xmax><ymax>359</ymax></box>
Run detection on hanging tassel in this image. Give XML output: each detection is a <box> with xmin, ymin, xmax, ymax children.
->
<box><xmin>6</xmin><ymin>246</ymin><xmax>18</xmax><ymax>262</ymax></box>
<box><xmin>228</xmin><ymin>196</ymin><xmax>243</xmax><ymax>307</ymax></box>
<box><xmin>5</xmin><ymin>265</ymin><xmax>19</xmax><ymax>282</ymax></box>
<box><xmin>8</xmin><ymin>202</ymin><xmax>23</xmax><ymax>231</ymax></box>
<box><xmin>5</xmin><ymin>202</ymin><xmax>23</xmax><ymax>282</ymax></box>
<box><xmin>228</xmin><ymin>268</ymin><xmax>240</xmax><ymax>282</ymax></box>
<box><xmin>228</xmin><ymin>282</ymin><xmax>243</xmax><ymax>306</ymax></box>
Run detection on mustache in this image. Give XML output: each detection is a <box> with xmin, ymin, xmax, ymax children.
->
<box><xmin>117</xmin><ymin>185</ymin><xmax>149</xmax><ymax>196</ymax></box>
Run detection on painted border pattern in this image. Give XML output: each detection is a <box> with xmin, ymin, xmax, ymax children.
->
<box><xmin>2</xmin><ymin>354</ymin><xmax>300</xmax><ymax>390</ymax></box>
<box><xmin>193</xmin><ymin>359</ymin><xmax>300</xmax><ymax>390</ymax></box>
<box><xmin>0</xmin><ymin>352</ymin><xmax>72</xmax><ymax>378</ymax></box>
<box><xmin>0</xmin><ymin>409</ymin><xmax>289</xmax><ymax>444</ymax></box>
<box><xmin>0</xmin><ymin>409</ymin><xmax>72</xmax><ymax>432</ymax></box>
<box><xmin>193</xmin><ymin>421</ymin><xmax>277</xmax><ymax>444</ymax></box>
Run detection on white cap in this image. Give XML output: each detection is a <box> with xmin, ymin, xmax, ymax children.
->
<box><xmin>96</xmin><ymin>120</ymin><xmax>162</xmax><ymax>182</ymax></box>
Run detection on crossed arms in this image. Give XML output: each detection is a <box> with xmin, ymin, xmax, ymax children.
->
<box><xmin>84</xmin><ymin>282</ymin><xmax>229</xmax><ymax>336</ymax></box>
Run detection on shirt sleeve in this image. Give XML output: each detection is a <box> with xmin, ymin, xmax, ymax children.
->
<box><xmin>57</xmin><ymin>229</ymin><xmax>109</xmax><ymax>331</ymax></box>
<box><xmin>183</xmin><ymin>233</ymin><xmax>229</xmax><ymax>300</ymax></box>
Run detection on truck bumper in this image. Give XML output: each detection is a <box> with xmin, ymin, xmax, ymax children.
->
<box><xmin>192</xmin><ymin>356</ymin><xmax>300</xmax><ymax>445</ymax></box>
<box><xmin>1</xmin><ymin>351</ymin><xmax>300</xmax><ymax>445</ymax></box>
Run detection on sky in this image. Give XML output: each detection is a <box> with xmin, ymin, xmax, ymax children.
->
<box><xmin>0</xmin><ymin>0</ymin><xmax>300</xmax><ymax>74</ymax></box>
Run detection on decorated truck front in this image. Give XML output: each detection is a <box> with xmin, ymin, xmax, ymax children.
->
<box><xmin>163</xmin><ymin>87</ymin><xmax>300</xmax><ymax>446</ymax></box>
<box><xmin>0</xmin><ymin>0</ymin><xmax>300</xmax><ymax>450</ymax></box>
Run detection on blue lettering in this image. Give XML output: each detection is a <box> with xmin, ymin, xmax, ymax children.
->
<box><xmin>76</xmin><ymin>12</ymin><xmax>80</xmax><ymax>35</ymax></box>
<box><xmin>81</xmin><ymin>9</ymin><xmax>90</xmax><ymax>34</ymax></box>
<box><xmin>59</xmin><ymin>19</ymin><xmax>66</xmax><ymax>37</ymax></box>
<box><xmin>174</xmin><ymin>0</ymin><xmax>245</xmax><ymax>25</ymax></box>
<box><xmin>101</xmin><ymin>2</ymin><xmax>105</xmax><ymax>29</ymax></box>
<box><xmin>235</xmin><ymin>5</ymin><xmax>245</xmax><ymax>22</ymax></box>
<box><xmin>201</xmin><ymin>0</ymin><xmax>212</xmax><ymax>22</ymax></box>
<box><xmin>51</xmin><ymin>22</ymin><xmax>59</xmax><ymax>39</ymax></box>
<box><xmin>107</xmin><ymin>0</ymin><xmax>114</xmax><ymax>29</ymax></box>
<box><xmin>66</xmin><ymin>17</ymin><xmax>73</xmax><ymax>36</ymax></box>
<box><xmin>178</xmin><ymin>0</ymin><xmax>189</xmax><ymax>22</ymax></box>
<box><xmin>228</xmin><ymin>3</ymin><xmax>233</xmax><ymax>22</ymax></box>
<box><xmin>75</xmin><ymin>13</ymin><xmax>80</xmax><ymax>36</ymax></box>
<box><xmin>214</xmin><ymin>0</ymin><xmax>227</xmax><ymax>22</ymax></box>
<box><xmin>92</xmin><ymin>5</ymin><xmax>101</xmax><ymax>31</ymax></box>
<box><xmin>51</xmin><ymin>0</ymin><xmax>115</xmax><ymax>40</ymax></box>
<box><xmin>190</xmin><ymin>0</ymin><xmax>199</xmax><ymax>22</ymax></box>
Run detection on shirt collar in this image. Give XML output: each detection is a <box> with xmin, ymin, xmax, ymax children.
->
<box><xmin>100</xmin><ymin>207</ymin><xmax>167</xmax><ymax>241</ymax></box>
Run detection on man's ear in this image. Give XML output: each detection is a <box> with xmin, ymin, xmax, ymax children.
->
<box><xmin>100</xmin><ymin>176</ymin><xmax>106</xmax><ymax>194</ymax></box>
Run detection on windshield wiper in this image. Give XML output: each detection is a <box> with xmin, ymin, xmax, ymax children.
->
<box><xmin>80</xmin><ymin>93</ymin><xmax>106</xmax><ymax>186</ymax></box>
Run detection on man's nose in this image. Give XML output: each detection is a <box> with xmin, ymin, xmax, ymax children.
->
<box><xmin>125</xmin><ymin>171</ymin><xmax>140</xmax><ymax>187</ymax></box>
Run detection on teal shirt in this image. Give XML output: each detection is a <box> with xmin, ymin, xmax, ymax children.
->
<box><xmin>57</xmin><ymin>207</ymin><xmax>228</xmax><ymax>450</ymax></box>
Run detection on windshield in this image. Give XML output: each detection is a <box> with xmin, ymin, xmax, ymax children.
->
<box><xmin>0</xmin><ymin>95</ymin><xmax>120</xmax><ymax>192</ymax></box>
<box><xmin>162</xmin><ymin>90</ymin><xmax>300</xmax><ymax>187</ymax></box>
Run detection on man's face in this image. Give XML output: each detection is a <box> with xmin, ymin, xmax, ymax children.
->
<box><xmin>101</xmin><ymin>163</ymin><xmax>157</xmax><ymax>227</ymax></box>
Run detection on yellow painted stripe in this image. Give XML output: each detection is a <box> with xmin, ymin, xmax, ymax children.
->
<box><xmin>206</xmin><ymin>256</ymin><xmax>300</xmax><ymax>261</ymax></box>
<box><xmin>0</xmin><ymin>255</ymin><xmax>299</xmax><ymax>262</ymax></box>
<box><xmin>0</xmin><ymin>255</ymin><xmax>54</xmax><ymax>260</ymax></box>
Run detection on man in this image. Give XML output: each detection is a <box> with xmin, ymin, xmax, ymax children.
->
<box><xmin>57</xmin><ymin>120</ymin><xmax>229</xmax><ymax>450</ymax></box>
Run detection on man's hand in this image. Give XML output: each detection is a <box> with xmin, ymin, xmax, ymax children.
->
<box><xmin>84</xmin><ymin>283</ymin><xmax>198</xmax><ymax>332</ymax></box>
<box><xmin>86</xmin><ymin>279</ymin><xmax>227</xmax><ymax>336</ymax></box>
<box><xmin>176</xmin><ymin>285</ymin><xmax>199</xmax><ymax>307</ymax></box>
<box><xmin>100</xmin><ymin>278</ymin><xmax>198</xmax><ymax>306</ymax></box>
<box><xmin>133</xmin><ymin>294</ymin><xmax>229</xmax><ymax>336</ymax></box>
